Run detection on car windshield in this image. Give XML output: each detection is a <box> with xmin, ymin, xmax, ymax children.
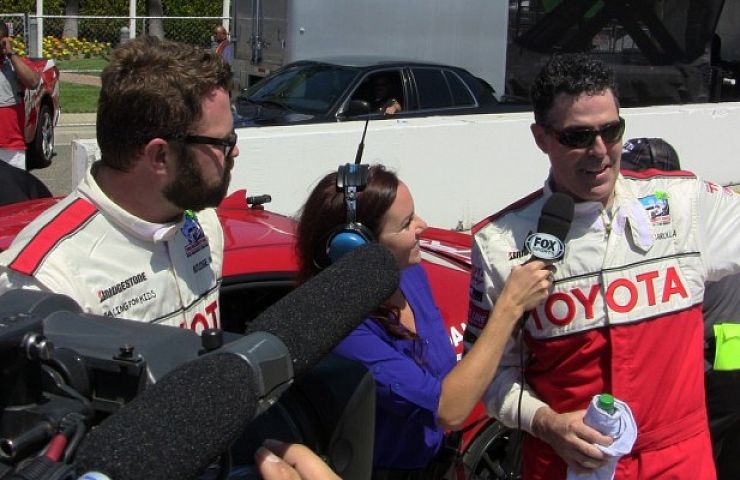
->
<box><xmin>239</xmin><ymin>64</ymin><xmax>361</xmax><ymax>115</ymax></box>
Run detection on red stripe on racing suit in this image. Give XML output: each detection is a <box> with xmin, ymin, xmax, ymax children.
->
<box><xmin>9</xmin><ymin>198</ymin><xmax>97</xmax><ymax>275</ymax></box>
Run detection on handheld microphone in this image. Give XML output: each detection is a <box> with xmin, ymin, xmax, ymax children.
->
<box><xmin>74</xmin><ymin>243</ymin><xmax>399</xmax><ymax>480</ymax></box>
<box><xmin>516</xmin><ymin>192</ymin><xmax>575</xmax><ymax>330</ymax></box>
<box><xmin>516</xmin><ymin>192</ymin><xmax>575</xmax><ymax>432</ymax></box>
<box><xmin>525</xmin><ymin>192</ymin><xmax>575</xmax><ymax>262</ymax></box>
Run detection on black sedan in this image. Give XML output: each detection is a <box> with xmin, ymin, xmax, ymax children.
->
<box><xmin>233</xmin><ymin>57</ymin><xmax>504</xmax><ymax>127</ymax></box>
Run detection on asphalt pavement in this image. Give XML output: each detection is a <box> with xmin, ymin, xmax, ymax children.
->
<box><xmin>33</xmin><ymin>112</ymin><xmax>97</xmax><ymax>197</ymax></box>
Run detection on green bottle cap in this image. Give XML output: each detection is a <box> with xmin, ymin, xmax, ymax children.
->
<box><xmin>597</xmin><ymin>393</ymin><xmax>615</xmax><ymax>414</ymax></box>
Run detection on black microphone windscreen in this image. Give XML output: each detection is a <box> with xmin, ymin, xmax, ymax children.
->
<box><xmin>75</xmin><ymin>353</ymin><xmax>258</xmax><ymax>480</ymax></box>
<box><xmin>245</xmin><ymin>242</ymin><xmax>399</xmax><ymax>376</ymax></box>
<box><xmin>538</xmin><ymin>192</ymin><xmax>575</xmax><ymax>242</ymax></box>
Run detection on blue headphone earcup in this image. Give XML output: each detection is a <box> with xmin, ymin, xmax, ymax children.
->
<box><xmin>327</xmin><ymin>229</ymin><xmax>370</xmax><ymax>264</ymax></box>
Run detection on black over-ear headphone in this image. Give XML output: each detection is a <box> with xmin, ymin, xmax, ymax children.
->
<box><xmin>326</xmin><ymin>163</ymin><xmax>376</xmax><ymax>263</ymax></box>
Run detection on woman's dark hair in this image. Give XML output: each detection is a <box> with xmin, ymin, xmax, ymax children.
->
<box><xmin>296</xmin><ymin>164</ymin><xmax>398</xmax><ymax>282</ymax></box>
<box><xmin>295</xmin><ymin>164</ymin><xmax>414</xmax><ymax>339</ymax></box>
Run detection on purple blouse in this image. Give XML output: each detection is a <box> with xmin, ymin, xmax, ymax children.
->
<box><xmin>333</xmin><ymin>264</ymin><xmax>457</xmax><ymax>469</ymax></box>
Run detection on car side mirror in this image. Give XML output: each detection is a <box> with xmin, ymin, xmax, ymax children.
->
<box><xmin>345</xmin><ymin>100</ymin><xmax>371</xmax><ymax>118</ymax></box>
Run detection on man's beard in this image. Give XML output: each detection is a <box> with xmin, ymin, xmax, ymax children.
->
<box><xmin>163</xmin><ymin>148</ymin><xmax>233</xmax><ymax>211</ymax></box>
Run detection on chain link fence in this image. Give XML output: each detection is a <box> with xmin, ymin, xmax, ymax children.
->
<box><xmin>2</xmin><ymin>13</ymin><xmax>227</xmax><ymax>72</ymax></box>
<box><xmin>1</xmin><ymin>13</ymin><xmax>29</xmax><ymax>53</ymax></box>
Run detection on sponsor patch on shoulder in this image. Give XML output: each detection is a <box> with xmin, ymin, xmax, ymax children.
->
<box><xmin>639</xmin><ymin>192</ymin><xmax>671</xmax><ymax>225</ymax></box>
<box><xmin>181</xmin><ymin>213</ymin><xmax>209</xmax><ymax>257</ymax></box>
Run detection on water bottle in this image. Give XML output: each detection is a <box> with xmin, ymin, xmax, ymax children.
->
<box><xmin>596</xmin><ymin>393</ymin><xmax>616</xmax><ymax>415</ymax></box>
<box><xmin>584</xmin><ymin>392</ymin><xmax>621</xmax><ymax>440</ymax></box>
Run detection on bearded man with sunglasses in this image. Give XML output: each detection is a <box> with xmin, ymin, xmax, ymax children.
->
<box><xmin>0</xmin><ymin>36</ymin><xmax>239</xmax><ymax>332</ymax></box>
<box><xmin>465</xmin><ymin>54</ymin><xmax>740</xmax><ymax>479</ymax></box>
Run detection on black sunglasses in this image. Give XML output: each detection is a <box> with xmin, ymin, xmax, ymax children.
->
<box><xmin>544</xmin><ymin>117</ymin><xmax>625</xmax><ymax>149</ymax></box>
<box><xmin>181</xmin><ymin>130</ymin><xmax>238</xmax><ymax>158</ymax></box>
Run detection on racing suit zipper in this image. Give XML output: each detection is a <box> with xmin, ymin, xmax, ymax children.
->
<box><xmin>601</xmin><ymin>209</ymin><xmax>612</xmax><ymax>236</ymax></box>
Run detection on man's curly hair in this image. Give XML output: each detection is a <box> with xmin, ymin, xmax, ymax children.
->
<box><xmin>530</xmin><ymin>54</ymin><xmax>618</xmax><ymax>126</ymax></box>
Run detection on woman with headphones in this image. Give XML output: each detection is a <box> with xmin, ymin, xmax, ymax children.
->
<box><xmin>296</xmin><ymin>164</ymin><xmax>554</xmax><ymax>479</ymax></box>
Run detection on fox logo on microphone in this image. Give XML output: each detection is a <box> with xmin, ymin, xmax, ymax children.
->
<box><xmin>525</xmin><ymin>232</ymin><xmax>565</xmax><ymax>260</ymax></box>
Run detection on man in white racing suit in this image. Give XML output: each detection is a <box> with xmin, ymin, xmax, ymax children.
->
<box><xmin>0</xmin><ymin>36</ymin><xmax>238</xmax><ymax>332</ymax></box>
<box><xmin>465</xmin><ymin>54</ymin><xmax>740</xmax><ymax>479</ymax></box>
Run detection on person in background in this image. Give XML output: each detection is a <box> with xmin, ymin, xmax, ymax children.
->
<box><xmin>296</xmin><ymin>164</ymin><xmax>553</xmax><ymax>478</ymax></box>
<box><xmin>213</xmin><ymin>25</ymin><xmax>234</xmax><ymax>65</ymax></box>
<box><xmin>0</xmin><ymin>23</ymin><xmax>40</xmax><ymax>171</ymax></box>
<box><xmin>0</xmin><ymin>36</ymin><xmax>238</xmax><ymax>331</ymax></box>
<box><xmin>620</xmin><ymin>137</ymin><xmax>680</xmax><ymax>172</ymax></box>
<box><xmin>702</xmin><ymin>272</ymin><xmax>740</xmax><ymax>480</ymax></box>
<box><xmin>622</xmin><ymin>136</ymin><xmax>740</xmax><ymax>480</ymax></box>
<box><xmin>370</xmin><ymin>75</ymin><xmax>402</xmax><ymax>115</ymax></box>
<box><xmin>0</xmin><ymin>160</ymin><xmax>52</xmax><ymax>206</ymax></box>
<box><xmin>466</xmin><ymin>54</ymin><xmax>740</xmax><ymax>479</ymax></box>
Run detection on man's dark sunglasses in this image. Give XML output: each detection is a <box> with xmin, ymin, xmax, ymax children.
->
<box><xmin>544</xmin><ymin>117</ymin><xmax>625</xmax><ymax>149</ymax></box>
<box><xmin>181</xmin><ymin>130</ymin><xmax>238</xmax><ymax>157</ymax></box>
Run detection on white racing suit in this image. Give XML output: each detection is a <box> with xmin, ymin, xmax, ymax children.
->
<box><xmin>0</xmin><ymin>168</ymin><xmax>224</xmax><ymax>332</ymax></box>
<box><xmin>465</xmin><ymin>171</ymin><xmax>740</xmax><ymax>479</ymax></box>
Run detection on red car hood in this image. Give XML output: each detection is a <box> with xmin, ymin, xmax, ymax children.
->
<box><xmin>0</xmin><ymin>191</ymin><xmax>471</xmax><ymax>269</ymax></box>
<box><xmin>0</xmin><ymin>197</ymin><xmax>59</xmax><ymax>251</ymax></box>
<box><xmin>0</xmin><ymin>191</ymin><xmax>300</xmax><ymax>274</ymax></box>
<box><xmin>217</xmin><ymin>191</ymin><xmax>299</xmax><ymax>276</ymax></box>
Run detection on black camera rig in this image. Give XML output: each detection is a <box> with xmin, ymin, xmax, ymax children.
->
<box><xmin>0</xmin><ymin>289</ymin><xmax>375</xmax><ymax>480</ymax></box>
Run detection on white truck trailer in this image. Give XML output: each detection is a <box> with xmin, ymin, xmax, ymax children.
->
<box><xmin>219</xmin><ymin>0</ymin><xmax>740</xmax><ymax>229</ymax></box>
<box><xmin>74</xmin><ymin>1</ymin><xmax>740</xmax><ymax>229</ymax></box>
<box><xmin>230</xmin><ymin>0</ymin><xmax>508</xmax><ymax>95</ymax></box>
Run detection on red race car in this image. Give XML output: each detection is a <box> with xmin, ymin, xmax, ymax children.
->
<box><xmin>0</xmin><ymin>191</ymin><xmax>520</xmax><ymax>479</ymax></box>
<box><xmin>22</xmin><ymin>57</ymin><xmax>60</xmax><ymax>170</ymax></box>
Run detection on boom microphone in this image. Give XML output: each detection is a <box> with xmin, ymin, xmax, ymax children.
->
<box><xmin>74</xmin><ymin>243</ymin><xmax>399</xmax><ymax>480</ymax></box>
<box><xmin>75</xmin><ymin>354</ymin><xmax>257</xmax><ymax>480</ymax></box>
<box><xmin>241</xmin><ymin>242</ymin><xmax>399</xmax><ymax>376</ymax></box>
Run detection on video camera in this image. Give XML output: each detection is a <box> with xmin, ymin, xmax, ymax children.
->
<box><xmin>0</xmin><ymin>288</ymin><xmax>375</xmax><ymax>479</ymax></box>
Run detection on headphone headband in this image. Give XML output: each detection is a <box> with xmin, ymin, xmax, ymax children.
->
<box><xmin>326</xmin><ymin>164</ymin><xmax>375</xmax><ymax>264</ymax></box>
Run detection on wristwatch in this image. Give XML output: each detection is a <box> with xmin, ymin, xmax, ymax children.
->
<box><xmin>6</xmin><ymin>51</ymin><xmax>15</xmax><ymax>58</ymax></box>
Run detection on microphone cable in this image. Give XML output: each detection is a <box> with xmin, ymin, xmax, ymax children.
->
<box><xmin>517</xmin><ymin>328</ymin><xmax>524</xmax><ymax>435</ymax></box>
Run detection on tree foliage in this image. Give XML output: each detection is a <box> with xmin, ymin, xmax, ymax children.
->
<box><xmin>1</xmin><ymin>0</ymin><xmax>225</xmax><ymax>46</ymax></box>
<box><xmin>0</xmin><ymin>1</ymin><xmax>222</xmax><ymax>16</ymax></box>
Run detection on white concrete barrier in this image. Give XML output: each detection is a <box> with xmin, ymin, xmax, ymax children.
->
<box><xmin>71</xmin><ymin>139</ymin><xmax>100</xmax><ymax>183</ymax></box>
<box><xmin>73</xmin><ymin>102</ymin><xmax>740</xmax><ymax>230</ymax></box>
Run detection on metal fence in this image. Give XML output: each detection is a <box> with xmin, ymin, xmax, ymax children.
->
<box><xmin>1</xmin><ymin>13</ymin><xmax>227</xmax><ymax>71</ymax></box>
<box><xmin>1</xmin><ymin>13</ymin><xmax>28</xmax><ymax>50</ymax></box>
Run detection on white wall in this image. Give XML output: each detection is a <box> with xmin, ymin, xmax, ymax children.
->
<box><xmin>73</xmin><ymin>102</ymin><xmax>740</xmax><ymax>230</ymax></box>
<box><xmin>229</xmin><ymin>102</ymin><xmax>740</xmax><ymax>229</ymax></box>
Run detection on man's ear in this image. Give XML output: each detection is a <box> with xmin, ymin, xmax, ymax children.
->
<box><xmin>142</xmin><ymin>138</ymin><xmax>170</xmax><ymax>174</ymax></box>
<box><xmin>531</xmin><ymin>123</ymin><xmax>550</xmax><ymax>154</ymax></box>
